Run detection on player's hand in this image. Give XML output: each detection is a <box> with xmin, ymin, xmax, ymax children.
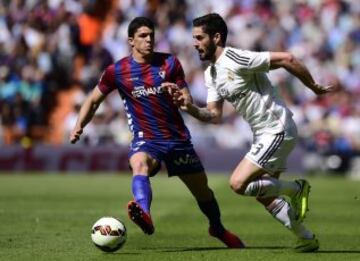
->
<box><xmin>161</xmin><ymin>82</ymin><xmax>183</xmax><ymax>106</ymax></box>
<box><xmin>174</xmin><ymin>91</ymin><xmax>193</xmax><ymax>111</ymax></box>
<box><xmin>161</xmin><ymin>82</ymin><xmax>193</xmax><ymax>111</ymax></box>
<box><xmin>162</xmin><ymin>82</ymin><xmax>179</xmax><ymax>96</ymax></box>
<box><xmin>312</xmin><ymin>84</ymin><xmax>337</xmax><ymax>95</ymax></box>
<box><xmin>70</xmin><ymin>127</ymin><xmax>83</xmax><ymax>144</ymax></box>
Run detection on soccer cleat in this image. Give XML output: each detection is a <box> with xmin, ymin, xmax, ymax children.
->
<box><xmin>294</xmin><ymin>236</ymin><xmax>319</xmax><ymax>252</ymax></box>
<box><xmin>208</xmin><ymin>227</ymin><xmax>245</xmax><ymax>249</ymax></box>
<box><xmin>291</xmin><ymin>179</ymin><xmax>311</xmax><ymax>222</ymax></box>
<box><xmin>127</xmin><ymin>200</ymin><xmax>154</xmax><ymax>235</ymax></box>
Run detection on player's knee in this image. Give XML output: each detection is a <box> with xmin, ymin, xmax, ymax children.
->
<box><xmin>130</xmin><ymin>161</ymin><xmax>149</xmax><ymax>174</ymax></box>
<box><xmin>229</xmin><ymin>176</ymin><xmax>247</xmax><ymax>195</ymax></box>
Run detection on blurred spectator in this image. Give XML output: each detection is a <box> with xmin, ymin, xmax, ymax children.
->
<box><xmin>0</xmin><ymin>0</ymin><xmax>359</xmax><ymax>173</ymax></box>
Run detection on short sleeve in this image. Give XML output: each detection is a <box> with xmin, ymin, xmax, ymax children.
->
<box><xmin>98</xmin><ymin>64</ymin><xmax>116</xmax><ymax>95</ymax></box>
<box><xmin>225</xmin><ymin>48</ymin><xmax>270</xmax><ymax>73</ymax></box>
<box><xmin>204</xmin><ymin>67</ymin><xmax>222</xmax><ymax>103</ymax></box>
<box><xmin>172</xmin><ymin>56</ymin><xmax>188</xmax><ymax>89</ymax></box>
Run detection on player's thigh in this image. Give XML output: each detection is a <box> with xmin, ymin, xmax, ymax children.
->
<box><xmin>129</xmin><ymin>152</ymin><xmax>159</xmax><ymax>176</ymax></box>
<box><xmin>229</xmin><ymin>130</ymin><xmax>294</xmax><ymax>192</ymax></box>
<box><xmin>163</xmin><ymin>141</ymin><xmax>204</xmax><ymax>176</ymax></box>
<box><xmin>178</xmin><ymin>172</ymin><xmax>213</xmax><ymax>201</ymax></box>
<box><xmin>246</xmin><ymin>131</ymin><xmax>296</xmax><ymax>176</ymax></box>
<box><xmin>230</xmin><ymin>157</ymin><xmax>267</xmax><ymax>192</ymax></box>
<box><xmin>129</xmin><ymin>140</ymin><xmax>165</xmax><ymax>176</ymax></box>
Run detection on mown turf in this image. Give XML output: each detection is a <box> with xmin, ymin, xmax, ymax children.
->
<box><xmin>0</xmin><ymin>173</ymin><xmax>359</xmax><ymax>261</ymax></box>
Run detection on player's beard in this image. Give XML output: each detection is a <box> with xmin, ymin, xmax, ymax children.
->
<box><xmin>200</xmin><ymin>41</ymin><xmax>216</xmax><ymax>61</ymax></box>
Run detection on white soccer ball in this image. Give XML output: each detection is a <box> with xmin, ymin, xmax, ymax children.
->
<box><xmin>91</xmin><ymin>217</ymin><xmax>127</xmax><ymax>252</ymax></box>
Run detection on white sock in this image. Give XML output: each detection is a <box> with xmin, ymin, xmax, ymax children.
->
<box><xmin>244</xmin><ymin>177</ymin><xmax>300</xmax><ymax>198</ymax></box>
<box><xmin>266</xmin><ymin>197</ymin><xmax>314</xmax><ymax>239</ymax></box>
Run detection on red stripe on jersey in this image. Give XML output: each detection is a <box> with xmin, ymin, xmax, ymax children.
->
<box><xmin>98</xmin><ymin>64</ymin><xmax>116</xmax><ymax>95</ymax></box>
<box><xmin>164</xmin><ymin>58</ymin><xmax>188</xmax><ymax>140</ymax></box>
<box><xmin>122</xmin><ymin>57</ymin><xmax>154</xmax><ymax>139</ymax></box>
<box><xmin>141</xmin><ymin>63</ymin><xmax>172</xmax><ymax>139</ymax></box>
<box><xmin>172</xmin><ymin>56</ymin><xmax>187</xmax><ymax>88</ymax></box>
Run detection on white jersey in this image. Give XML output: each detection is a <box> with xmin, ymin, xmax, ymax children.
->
<box><xmin>205</xmin><ymin>47</ymin><xmax>293</xmax><ymax>135</ymax></box>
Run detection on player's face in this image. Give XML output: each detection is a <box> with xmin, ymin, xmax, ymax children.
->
<box><xmin>192</xmin><ymin>26</ymin><xmax>216</xmax><ymax>61</ymax></box>
<box><xmin>129</xmin><ymin>26</ymin><xmax>155</xmax><ymax>57</ymax></box>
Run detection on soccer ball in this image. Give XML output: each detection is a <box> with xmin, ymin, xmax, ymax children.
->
<box><xmin>91</xmin><ymin>217</ymin><xmax>127</xmax><ymax>252</ymax></box>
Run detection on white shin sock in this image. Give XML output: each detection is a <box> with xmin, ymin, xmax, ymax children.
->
<box><xmin>244</xmin><ymin>177</ymin><xmax>300</xmax><ymax>198</ymax></box>
<box><xmin>266</xmin><ymin>197</ymin><xmax>314</xmax><ymax>240</ymax></box>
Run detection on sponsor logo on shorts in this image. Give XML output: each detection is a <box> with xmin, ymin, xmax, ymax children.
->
<box><xmin>174</xmin><ymin>154</ymin><xmax>200</xmax><ymax>166</ymax></box>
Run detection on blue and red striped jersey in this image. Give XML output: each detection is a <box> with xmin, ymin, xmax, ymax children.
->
<box><xmin>98</xmin><ymin>52</ymin><xmax>191</xmax><ymax>141</ymax></box>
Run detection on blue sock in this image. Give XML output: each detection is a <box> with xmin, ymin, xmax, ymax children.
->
<box><xmin>132</xmin><ymin>175</ymin><xmax>152</xmax><ymax>214</ymax></box>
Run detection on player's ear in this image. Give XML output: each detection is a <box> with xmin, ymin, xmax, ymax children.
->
<box><xmin>128</xmin><ymin>37</ymin><xmax>134</xmax><ymax>47</ymax></box>
<box><xmin>213</xmin><ymin>32</ymin><xmax>221</xmax><ymax>45</ymax></box>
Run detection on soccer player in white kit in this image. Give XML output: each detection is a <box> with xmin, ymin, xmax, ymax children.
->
<box><xmin>163</xmin><ymin>13</ymin><xmax>336</xmax><ymax>252</ymax></box>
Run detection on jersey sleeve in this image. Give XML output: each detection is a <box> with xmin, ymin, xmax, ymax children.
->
<box><xmin>225</xmin><ymin>48</ymin><xmax>270</xmax><ymax>73</ymax></box>
<box><xmin>204</xmin><ymin>67</ymin><xmax>222</xmax><ymax>103</ymax></box>
<box><xmin>172</xmin><ymin>56</ymin><xmax>188</xmax><ymax>89</ymax></box>
<box><xmin>97</xmin><ymin>64</ymin><xmax>116</xmax><ymax>95</ymax></box>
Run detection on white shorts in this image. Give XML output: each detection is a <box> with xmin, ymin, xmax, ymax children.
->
<box><xmin>245</xmin><ymin>122</ymin><xmax>298</xmax><ymax>175</ymax></box>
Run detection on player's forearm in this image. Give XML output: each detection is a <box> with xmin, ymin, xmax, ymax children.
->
<box><xmin>70</xmin><ymin>88</ymin><xmax>105</xmax><ymax>144</ymax></box>
<box><xmin>76</xmin><ymin>99</ymin><xmax>100</xmax><ymax>129</ymax></box>
<box><xmin>186</xmin><ymin>103</ymin><xmax>220</xmax><ymax>123</ymax></box>
<box><xmin>283</xmin><ymin>58</ymin><xmax>318</xmax><ymax>91</ymax></box>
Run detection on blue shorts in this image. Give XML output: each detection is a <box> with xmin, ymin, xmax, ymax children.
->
<box><xmin>128</xmin><ymin>139</ymin><xmax>205</xmax><ymax>177</ymax></box>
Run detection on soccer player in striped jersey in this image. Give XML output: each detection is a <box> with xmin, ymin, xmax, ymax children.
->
<box><xmin>70</xmin><ymin>17</ymin><xmax>244</xmax><ymax>248</ymax></box>
<box><xmin>164</xmin><ymin>13</ymin><xmax>336</xmax><ymax>252</ymax></box>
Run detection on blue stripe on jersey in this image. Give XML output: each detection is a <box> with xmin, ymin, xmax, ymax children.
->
<box><xmin>164</xmin><ymin>56</ymin><xmax>190</xmax><ymax>139</ymax></box>
<box><xmin>168</xmin><ymin>56</ymin><xmax>176</xmax><ymax>81</ymax></box>
<box><xmin>148</xmin><ymin>63</ymin><xmax>180</xmax><ymax>138</ymax></box>
<box><xmin>114</xmin><ymin>60</ymin><xmax>137</xmax><ymax>137</ymax></box>
<box><xmin>130</xmin><ymin>59</ymin><xmax>160</xmax><ymax>139</ymax></box>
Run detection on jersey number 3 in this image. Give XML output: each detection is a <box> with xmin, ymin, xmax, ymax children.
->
<box><xmin>251</xmin><ymin>143</ymin><xmax>264</xmax><ymax>156</ymax></box>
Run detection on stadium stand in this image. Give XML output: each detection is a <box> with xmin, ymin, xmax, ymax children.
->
<box><xmin>0</xmin><ymin>0</ymin><xmax>359</xmax><ymax>172</ymax></box>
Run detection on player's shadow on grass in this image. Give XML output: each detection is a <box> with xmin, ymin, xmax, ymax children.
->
<box><xmin>128</xmin><ymin>246</ymin><xmax>360</xmax><ymax>253</ymax></box>
<box><xmin>161</xmin><ymin>246</ymin><xmax>230</xmax><ymax>252</ymax></box>
<box><xmin>241</xmin><ymin>247</ymin><xmax>360</xmax><ymax>253</ymax></box>
<box><xmin>105</xmin><ymin>252</ymin><xmax>142</xmax><ymax>255</ymax></box>
<box><xmin>316</xmin><ymin>250</ymin><xmax>360</xmax><ymax>254</ymax></box>
<box><xmin>161</xmin><ymin>246</ymin><xmax>290</xmax><ymax>252</ymax></box>
<box><xmin>243</xmin><ymin>246</ymin><xmax>291</xmax><ymax>250</ymax></box>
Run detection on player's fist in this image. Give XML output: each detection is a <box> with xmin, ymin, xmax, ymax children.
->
<box><xmin>70</xmin><ymin>127</ymin><xmax>83</xmax><ymax>144</ymax></box>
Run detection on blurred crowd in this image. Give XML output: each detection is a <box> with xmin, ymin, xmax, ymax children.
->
<box><xmin>0</xmin><ymin>0</ymin><xmax>359</xmax><ymax>171</ymax></box>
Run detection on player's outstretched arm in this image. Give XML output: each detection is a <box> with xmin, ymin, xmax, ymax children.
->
<box><xmin>70</xmin><ymin>86</ymin><xmax>106</xmax><ymax>144</ymax></box>
<box><xmin>185</xmin><ymin>100</ymin><xmax>223</xmax><ymax>124</ymax></box>
<box><xmin>269</xmin><ymin>52</ymin><xmax>337</xmax><ymax>95</ymax></box>
<box><xmin>162</xmin><ymin>82</ymin><xmax>223</xmax><ymax>123</ymax></box>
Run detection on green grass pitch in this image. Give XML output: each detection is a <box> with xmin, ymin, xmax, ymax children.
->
<box><xmin>0</xmin><ymin>173</ymin><xmax>359</xmax><ymax>261</ymax></box>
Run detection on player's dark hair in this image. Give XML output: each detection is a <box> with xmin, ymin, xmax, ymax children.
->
<box><xmin>128</xmin><ymin>17</ymin><xmax>155</xmax><ymax>37</ymax></box>
<box><xmin>192</xmin><ymin>13</ymin><xmax>228</xmax><ymax>46</ymax></box>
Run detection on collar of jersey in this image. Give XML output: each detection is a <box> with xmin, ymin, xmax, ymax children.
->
<box><xmin>212</xmin><ymin>46</ymin><xmax>228</xmax><ymax>66</ymax></box>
